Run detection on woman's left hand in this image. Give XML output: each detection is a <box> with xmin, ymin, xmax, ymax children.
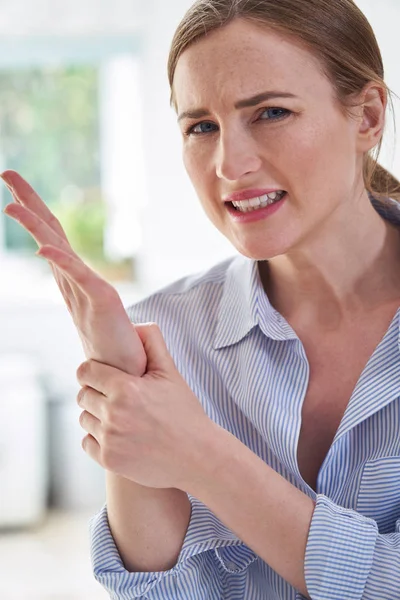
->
<box><xmin>77</xmin><ymin>321</ymin><xmax>216</xmax><ymax>491</ymax></box>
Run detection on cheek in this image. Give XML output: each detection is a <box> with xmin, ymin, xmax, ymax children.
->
<box><xmin>280</xmin><ymin>116</ymin><xmax>356</xmax><ymax>191</ymax></box>
<box><xmin>183</xmin><ymin>144</ymin><xmax>214</xmax><ymax>198</ymax></box>
<box><xmin>183</xmin><ymin>145</ymin><xmax>225</xmax><ymax>225</ymax></box>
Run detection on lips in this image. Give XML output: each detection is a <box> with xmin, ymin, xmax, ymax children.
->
<box><xmin>225</xmin><ymin>192</ymin><xmax>287</xmax><ymax>222</ymax></box>
<box><xmin>223</xmin><ymin>188</ymin><xmax>286</xmax><ymax>204</ymax></box>
<box><xmin>229</xmin><ymin>191</ymin><xmax>285</xmax><ymax>212</ymax></box>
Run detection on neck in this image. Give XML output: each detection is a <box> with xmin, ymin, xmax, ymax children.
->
<box><xmin>260</xmin><ymin>191</ymin><xmax>400</xmax><ymax>330</ymax></box>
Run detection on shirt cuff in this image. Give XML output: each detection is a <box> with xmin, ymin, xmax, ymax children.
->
<box><xmin>304</xmin><ymin>494</ymin><xmax>379</xmax><ymax>600</ymax></box>
<box><xmin>89</xmin><ymin>495</ymin><xmax>255</xmax><ymax>598</ymax></box>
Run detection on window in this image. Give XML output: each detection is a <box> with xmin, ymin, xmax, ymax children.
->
<box><xmin>0</xmin><ymin>65</ymin><xmax>100</xmax><ymax>253</ymax></box>
<box><xmin>0</xmin><ymin>36</ymin><xmax>143</xmax><ymax>282</ymax></box>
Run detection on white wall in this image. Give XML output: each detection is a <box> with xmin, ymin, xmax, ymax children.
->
<box><xmin>0</xmin><ymin>0</ymin><xmax>146</xmax><ymax>35</ymax></box>
<box><xmin>136</xmin><ymin>0</ymin><xmax>235</xmax><ymax>291</ymax></box>
<box><xmin>355</xmin><ymin>0</ymin><xmax>400</xmax><ymax>176</ymax></box>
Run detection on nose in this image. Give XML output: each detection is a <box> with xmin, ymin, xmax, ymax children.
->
<box><xmin>215</xmin><ymin>128</ymin><xmax>262</xmax><ymax>181</ymax></box>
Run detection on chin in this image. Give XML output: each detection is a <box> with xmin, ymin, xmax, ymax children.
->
<box><xmin>231</xmin><ymin>237</ymin><xmax>293</xmax><ymax>262</ymax></box>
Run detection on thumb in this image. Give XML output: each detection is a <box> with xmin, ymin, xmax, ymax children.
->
<box><xmin>134</xmin><ymin>322</ymin><xmax>175</xmax><ymax>374</ymax></box>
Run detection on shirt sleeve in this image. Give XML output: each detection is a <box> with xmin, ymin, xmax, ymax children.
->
<box><xmin>303</xmin><ymin>494</ymin><xmax>400</xmax><ymax>600</ymax></box>
<box><xmin>88</xmin><ymin>494</ymin><xmax>258</xmax><ymax>599</ymax></box>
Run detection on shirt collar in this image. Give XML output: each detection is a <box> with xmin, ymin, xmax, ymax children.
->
<box><xmin>213</xmin><ymin>194</ymin><xmax>400</xmax><ymax>350</ymax></box>
<box><xmin>213</xmin><ymin>256</ymin><xmax>258</xmax><ymax>350</ymax></box>
<box><xmin>213</xmin><ymin>255</ymin><xmax>297</xmax><ymax>350</ymax></box>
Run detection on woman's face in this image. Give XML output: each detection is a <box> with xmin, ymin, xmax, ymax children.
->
<box><xmin>173</xmin><ymin>18</ymin><xmax>367</xmax><ymax>260</ymax></box>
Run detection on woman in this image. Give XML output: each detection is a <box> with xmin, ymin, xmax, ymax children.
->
<box><xmin>4</xmin><ymin>0</ymin><xmax>400</xmax><ymax>598</ymax></box>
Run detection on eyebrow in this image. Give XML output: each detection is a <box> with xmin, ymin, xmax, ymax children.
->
<box><xmin>177</xmin><ymin>91</ymin><xmax>298</xmax><ymax>122</ymax></box>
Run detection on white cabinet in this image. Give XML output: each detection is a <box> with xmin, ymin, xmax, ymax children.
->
<box><xmin>0</xmin><ymin>355</ymin><xmax>48</xmax><ymax>528</ymax></box>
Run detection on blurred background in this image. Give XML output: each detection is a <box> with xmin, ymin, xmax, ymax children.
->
<box><xmin>0</xmin><ymin>0</ymin><xmax>399</xmax><ymax>599</ymax></box>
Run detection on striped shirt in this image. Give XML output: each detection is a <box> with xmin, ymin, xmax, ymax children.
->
<box><xmin>89</xmin><ymin>195</ymin><xmax>400</xmax><ymax>599</ymax></box>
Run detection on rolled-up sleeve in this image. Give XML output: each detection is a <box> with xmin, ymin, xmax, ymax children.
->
<box><xmin>88</xmin><ymin>494</ymin><xmax>257</xmax><ymax>599</ymax></box>
<box><xmin>303</xmin><ymin>494</ymin><xmax>400</xmax><ymax>600</ymax></box>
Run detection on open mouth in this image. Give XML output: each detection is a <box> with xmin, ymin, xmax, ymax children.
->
<box><xmin>227</xmin><ymin>191</ymin><xmax>287</xmax><ymax>213</ymax></box>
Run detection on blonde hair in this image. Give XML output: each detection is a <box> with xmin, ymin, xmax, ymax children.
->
<box><xmin>168</xmin><ymin>0</ymin><xmax>400</xmax><ymax>202</ymax></box>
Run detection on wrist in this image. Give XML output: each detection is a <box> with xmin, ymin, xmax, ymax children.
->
<box><xmin>184</xmin><ymin>421</ymin><xmax>243</xmax><ymax>499</ymax></box>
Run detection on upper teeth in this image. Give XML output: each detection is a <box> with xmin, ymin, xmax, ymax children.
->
<box><xmin>232</xmin><ymin>191</ymin><xmax>285</xmax><ymax>211</ymax></box>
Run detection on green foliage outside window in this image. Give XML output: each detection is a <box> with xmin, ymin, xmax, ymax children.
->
<box><xmin>0</xmin><ymin>65</ymin><xmax>101</xmax><ymax>254</ymax></box>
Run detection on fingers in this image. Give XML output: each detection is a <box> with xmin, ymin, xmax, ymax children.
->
<box><xmin>78</xmin><ymin>394</ymin><xmax>103</xmax><ymax>461</ymax></box>
<box><xmin>77</xmin><ymin>359</ymin><xmax>135</xmax><ymax>397</ymax></box>
<box><xmin>3</xmin><ymin>194</ymin><xmax>120</xmax><ymax>309</ymax></box>
<box><xmin>81</xmin><ymin>433</ymin><xmax>101</xmax><ymax>462</ymax></box>
<box><xmin>2</xmin><ymin>199</ymin><xmax>85</xmax><ymax>312</ymax></box>
<box><xmin>2</xmin><ymin>170</ymin><xmax>121</xmax><ymax>310</ymax></box>
<box><xmin>135</xmin><ymin>322</ymin><xmax>174</xmax><ymax>373</ymax></box>
<box><xmin>1</xmin><ymin>170</ymin><xmax>68</xmax><ymax>241</ymax></box>
<box><xmin>38</xmin><ymin>244</ymin><xmax>119</xmax><ymax>305</ymax></box>
<box><xmin>79</xmin><ymin>408</ymin><xmax>102</xmax><ymax>439</ymax></box>
<box><xmin>77</xmin><ymin>386</ymin><xmax>104</xmax><ymax>421</ymax></box>
<box><xmin>3</xmin><ymin>201</ymin><xmax>73</xmax><ymax>254</ymax></box>
<box><xmin>77</xmin><ymin>359</ymin><xmax>114</xmax><ymax>395</ymax></box>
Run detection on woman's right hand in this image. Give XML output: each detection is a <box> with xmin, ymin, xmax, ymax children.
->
<box><xmin>1</xmin><ymin>170</ymin><xmax>147</xmax><ymax>378</ymax></box>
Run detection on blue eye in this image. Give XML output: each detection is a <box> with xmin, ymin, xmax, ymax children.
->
<box><xmin>185</xmin><ymin>107</ymin><xmax>291</xmax><ymax>136</ymax></box>
<box><xmin>187</xmin><ymin>121</ymin><xmax>218</xmax><ymax>135</ymax></box>
<box><xmin>259</xmin><ymin>107</ymin><xmax>290</xmax><ymax>120</ymax></box>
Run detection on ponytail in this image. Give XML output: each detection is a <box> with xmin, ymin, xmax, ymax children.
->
<box><xmin>364</xmin><ymin>154</ymin><xmax>400</xmax><ymax>203</ymax></box>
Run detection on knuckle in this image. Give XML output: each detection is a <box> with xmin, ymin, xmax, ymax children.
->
<box><xmin>102</xmin><ymin>426</ymin><xmax>118</xmax><ymax>446</ymax></box>
<box><xmin>121</xmin><ymin>378</ymin><xmax>137</xmax><ymax>399</ymax></box>
<box><xmin>76</xmin><ymin>360</ymin><xmax>91</xmax><ymax>383</ymax></box>
<box><xmin>107</xmin><ymin>403</ymin><xmax>131</xmax><ymax>431</ymax></box>
<box><xmin>77</xmin><ymin>387</ymin><xmax>85</xmax><ymax>406</ymax></box>
<box><xmin>107</xmin><ymin>379</ymin><xmax>136</xmax><ymax>406</ymax></box>
<box><xmin>103</xmin><ymin>407</ymin><xmax>120</xmax><ymax>431</ymax></box>
<box><xmin>76</xmin><ymin>363</ymin><xmax>85</xmax><ymax>382</ymax></box>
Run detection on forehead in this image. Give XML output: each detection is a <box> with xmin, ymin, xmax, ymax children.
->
<box><xmin>173</xmin><ymin>19</ymin><xmax>330</xmax><ymax>112</ymax></box>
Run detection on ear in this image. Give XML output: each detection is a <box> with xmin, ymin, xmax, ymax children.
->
<box><xmin>356</xmin><ymin>83</ymin><xmax>387</xmax><ymax>153</ymax></box>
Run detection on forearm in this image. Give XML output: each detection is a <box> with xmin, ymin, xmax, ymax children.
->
<box><xmin>187</xmin><ymin>424</ymin><xmax>315</xmax><ymax>597</ymax></box>
<box><xmin>106</xmin><ymin>472</ymin><xmax>191</xmax><ymax>572</ymax></box>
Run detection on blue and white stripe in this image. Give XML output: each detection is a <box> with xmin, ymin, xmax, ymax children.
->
<box><xmin>89</xmin><ymin>196</ymin><xmax>400</xmax><ymax>599</ymax></box>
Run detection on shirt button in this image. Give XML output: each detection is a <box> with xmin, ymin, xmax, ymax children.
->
<box><xmin>226</xmin><ymin>561</ymin><xmax>237</xmax><ymax>571</ymax></box>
